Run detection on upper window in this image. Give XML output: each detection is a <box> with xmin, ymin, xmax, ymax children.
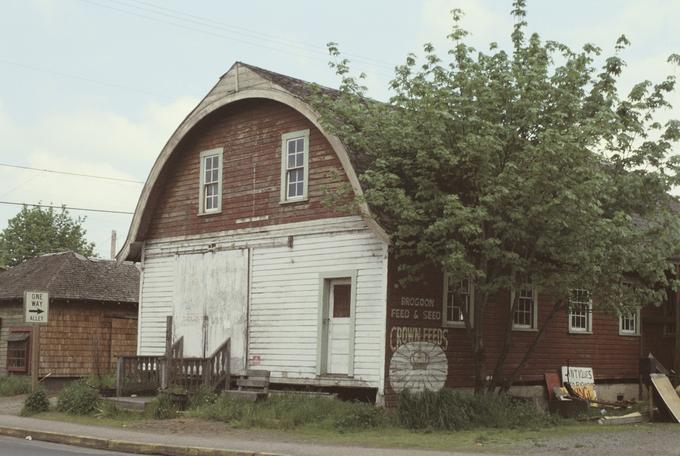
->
<box><xmin>443</xmin><ymin>276</ymin><xmax>473</xmax><ymax>327</ymax></box>
<box><xmin>569</xmin><ymin>289</ymin><xmax>592</xmax><ymax>333</ymax></box>
<box><xmin>619</xmin><ymin>309</ymin><xmax>640</xmax><ymax>336</ymax></box>
<box><xmin>512</xmin><ymin>283</ymin><xmax>537</xmax><ymax>330</ymax></box>
<box><xmin>280</xmin><ymin>130</ymin><xmax>310</xmax><ymax>203</ymax></box>
<box><xmin>199</xmin><ymin>148</ymin><xmax>223</xmax><ymax>214</ymax></box>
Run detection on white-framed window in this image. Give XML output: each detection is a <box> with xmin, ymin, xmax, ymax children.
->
<box><xmin>568</xmin><ymin>289</ymin><xmax>593</xmax><ymax>333</ymax></box>
<box><xmin>280</xmin><ymin>129</ymin><xmax>310</xmax><ymax>203</ymax></box>
<box><xmin>619</xmin><ymin>309</ymin><xmax>640</xmax><ymax>336</ymax></box>
<box><xmin>512</xmin><ymin>283</ymin><xmax>538</xmax><ymax>330</ymax></box>
<box><xmin>443</xmin><ymin>275</ymin><xmax>473</xmax><ymax>327</ymax></box>
<box><xmin>199</xmin><ymin>148</ymin><xmax>223</xmax><ymax>214</ymax></box>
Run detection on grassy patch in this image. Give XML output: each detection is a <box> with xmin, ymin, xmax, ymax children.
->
<box><xmin>187</xmin><ymin>394</ymin><xmax>393</xmax><ymax>431</ymax></box>
<box><xmin>0</xmin><ymin>376</ymin><xmax>30</xmax><ymax>396</ymax></box>
<box><xmin>33</xmin><ymin>410</ymin><xmax>146</xmax><ymax>428</ymax></box>
<box><xmin>397</xmin><ymin>389</ymin><xmax>560</xmax><ymax>430</ymax></box>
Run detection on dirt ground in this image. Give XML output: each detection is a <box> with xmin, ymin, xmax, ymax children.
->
<box><xmin>508</xmin><ymin>423</ymin><xmax>680</xmax><ymax>456</ymax></box>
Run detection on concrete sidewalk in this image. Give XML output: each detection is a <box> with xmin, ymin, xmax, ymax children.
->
<box><xmin>0</xmin><ymin>414</ymin><xmax>490</xmax><ymax>456</ymax></box>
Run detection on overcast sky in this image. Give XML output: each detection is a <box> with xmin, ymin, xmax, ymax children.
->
<box><xmin>0</xmin><ymin>0</ymin><xmax>678</xmax><ymax>258</ymax></box>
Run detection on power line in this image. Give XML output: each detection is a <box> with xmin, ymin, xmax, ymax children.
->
<box><xmin>77</xmin><ymin>0</ymin><xmax>395</xmax><ymax>79</ymax></box>
<box><xmin>116</xmin><ymin>0</ymin><xmax>396</xmax><ymax>70</ymax></box>
<box><xmin>0</xmin><ymin>162</ymin><xmax>145</xmax><ymax>184</ymax></box>
<box><xmin>0</xmin><ymin>59</ymin><xmax>171</xmax><ymax>99</ymax></box>
<box><xmin>0</xmin><ymin>201</ymin><xmax>134</xmax><ymax>215</ymax></box>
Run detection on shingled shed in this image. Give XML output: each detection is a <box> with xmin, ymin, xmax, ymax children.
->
<box><xmin>0</xmin><ymin>252</ymin><xmax>139</xmax><ymax>378</ymax></box>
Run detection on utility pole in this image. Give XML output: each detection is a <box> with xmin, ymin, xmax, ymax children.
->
<box><xmin>110</xmin><ymin>230</ymin><xmax>117</xmax><ymax>260</ymax></box>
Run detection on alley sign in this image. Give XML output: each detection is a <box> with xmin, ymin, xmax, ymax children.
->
<box><xmin>24</xmin><ymin>291</ymin><xmax>49</xmax><ymax>324</ymax></box>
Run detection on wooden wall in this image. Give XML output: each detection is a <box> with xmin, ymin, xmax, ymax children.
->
<box><xmin>145</xmin><ymin>98</ymin><xmax>353</xmax><ymax>240</ymax></box>
<box><xmin>40</xmin><ymin>300</ymin><xmax>137</xmax><ymax>377</ymax></box>
<box><xmin>383</xmin><ymin>256</ymin><xmax>651</xmax><ymax>402</ymax></box>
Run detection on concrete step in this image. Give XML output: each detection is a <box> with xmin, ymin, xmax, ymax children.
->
<box><xmin>103</xmin><ymin>396</ymin><xmax>154</xmax><ymax>412</ymax></box>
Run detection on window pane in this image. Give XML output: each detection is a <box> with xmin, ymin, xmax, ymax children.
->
<box><xmin>288</xmin><ymin>139</ymin><xmax>296</xmax><ymax>154</ymax></box>
<box><xmin>333</xmin><ymin>284</ymin><xmax>351</xmax><ymax>318</ymax></box>
<box><xmin>295</xmin><ymin>182</ymin><xmax>303</xmax><ymax>196</ymax></box>
<box><xmin>296</xmin><ymin>138</ymin><xmax>304</xmax><ymax>152</ymax></box>
<box><xmin>288</xmin><ymin>182</ymin><xmax>297</xmax><ymax>197</ymax></box>
<box><xmin>288</xmin><ymin>153</ymin><xmax>296</xmax><ymax>168</ymax></box>
<box><xmin>295</xmin><ymin>151</ymin><xmax>304</xmax><ymax>167</ymax></box>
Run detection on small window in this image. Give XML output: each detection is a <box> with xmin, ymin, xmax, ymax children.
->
<box><xmin>619</xmin><ymin>309</ymin><xmax>640</xmax><ymax>336</ymax></box>
<box><xmin>443</xmin><ymin>276</ymin><xmax>473</xmax><ymax>327</ymax></box>
<box><xmin>280</xmin><ymin>130</ymin><xmax>310</xmax><ymax>202</ymax></box>
<box><xmin>199</xmin><ymin>148</ymin><xmax>223</xmax><ymax>214</ymax></box>
<box><xmin>512</xmin><ymin>283</ymin><xmax>537</xmax><ymax>330</ymax></box>
<box><xmin>6</xmin><ymin>331</ymin><xmax>30</xmax><ymax>373</ymax></box>
<box><xmin>569</xmin><ymin>289</ymin><xmax>592</xmax><ymax>333</ymax></box>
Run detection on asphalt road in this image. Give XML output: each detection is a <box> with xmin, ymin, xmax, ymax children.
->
<box><xmin>0</xmin><ymin>436</ymin><xmax>139</xmax><ymax>456</ymax></box>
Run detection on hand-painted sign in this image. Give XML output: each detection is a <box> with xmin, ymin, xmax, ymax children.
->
<box><xmin>561</xmin><ymin>366</ymin><xmax>596</xmax><ymax>401</ymax></box>
<box><xmin>389</xmin><ymin>326</ymin><xmax>449</xmax><ymax>352</ymax></box>
<box><xmin>24</xmin><ymin>291</ymin><xmax>49</xmax><ymax>324</ymax></box>
<box><xmin>389</xmin><ymin>341</ymin><xmax>448</xmax><ymax>393</ymax></box>
<box><xmin>561</xmin><ymin>366</ymin><xmax>594</xmax><ymax>384</ymax></box>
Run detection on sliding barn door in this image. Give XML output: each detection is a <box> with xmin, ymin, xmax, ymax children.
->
<box><xmin>172</xmin><ymin>249</ymin><xmax>249</xmax><ymax>372</ymax></box>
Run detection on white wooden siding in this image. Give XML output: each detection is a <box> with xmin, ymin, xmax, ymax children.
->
<box><xmin>249</xmin><ymin>229</ymin><xmax>387</xmax><ymax>388</ymax></box>
<box><xmin>137</xmin><ymin>216</ymin><xmax>388</xmax><ymax>390</ymax></box>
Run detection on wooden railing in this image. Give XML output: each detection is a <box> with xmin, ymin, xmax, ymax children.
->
<box><xmin>115</xmin><ymin>356</ymin><xmax>161</xmax><ymax>397</ymax></box>
<box><xmin>168</xmin><ymin>338</ymin><xmax>231</xmax><ymax>391</ymax></box>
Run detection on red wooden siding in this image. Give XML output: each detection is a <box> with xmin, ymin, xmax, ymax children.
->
<box><xmin>145</xmin><ymin>98</ymin><xmax>353</xmax><ymax>240</ymax></box>
<box><xmin>384</xmin><ymin>255</ymin><xmax>653</xmax><ymax>401</ymax></box>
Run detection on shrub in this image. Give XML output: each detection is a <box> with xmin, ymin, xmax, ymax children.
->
<box><xmin>57</xmin><ymin>380</ymin><xmax>100</xmax><ymax>415</ymax></box>
<box><xmin>146</xmin><ymin>393</ymin><xmax>180</xmax><ymax>420</ymax></box>
<box><xmin>0</xmin><ymin>376</ymin><xmax>30</xmax><ymax>396</ymax></box>
<box><xmin>397</xmin><ymin>389</ymin><xmax>558</xmax><ymax>431</ymax></box>
<box><xmin>20</xmin><ymin>389</ymin><xmax>49</xmax><ymax>416</ymax></box>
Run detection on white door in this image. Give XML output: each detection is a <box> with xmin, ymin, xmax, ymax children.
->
<box><xmin>327</xmin><ymin>279</ymin><xmax>352</xmax><ymax>375</ymax></box>
<box><xmin>172</xmin><ymin>249</ymin><xmax>249</xmax><ymax>373</ymax></box>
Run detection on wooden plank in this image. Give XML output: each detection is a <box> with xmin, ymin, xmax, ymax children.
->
<box><xmin>650</xmin><ymin>373</ymin><xmax>680</xmax><ymax>422</ymax></box>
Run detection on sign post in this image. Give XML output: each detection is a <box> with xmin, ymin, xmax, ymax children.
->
<box><xmin>24</xmin><ymin>291</ymin><xmax>49</xmax><ymax>392</ymax></box>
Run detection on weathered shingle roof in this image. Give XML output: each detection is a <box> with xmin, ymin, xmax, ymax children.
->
<box><xmin>0</xmin><ymin>252</ymin><xmax>139</xmax><ymax>302</ymax></box>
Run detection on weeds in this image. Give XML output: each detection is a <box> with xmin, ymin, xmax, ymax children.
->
<box><xmin>146</xmin><ymin>393</ymin><xmax>180</xmax><ymax>420</ymax></box>
<box><xmin>0</xmin><ymin>376</ymin><xmax>30</xmax><ymax>396</ymax></box>
<box><xmin>188</xmin><ymin>394</ymin><xmax>389</xmax><ymax>431</ymax></box>
<box><xmin>397</xmin><ymin>389</ymin><xmax>559</xmax><ymax>431</ymax></box>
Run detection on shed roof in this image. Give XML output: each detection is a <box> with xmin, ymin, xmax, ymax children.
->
<box><xmin>0</xmin><ymin>252</ymin><xmax>139</xmax><ymax>303</ymax></box>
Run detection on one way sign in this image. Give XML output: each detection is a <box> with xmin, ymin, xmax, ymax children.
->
<box><xmin>24</xmin><ymin>291</ymin><xmax>49</xmax><ymax>324</ymax></box>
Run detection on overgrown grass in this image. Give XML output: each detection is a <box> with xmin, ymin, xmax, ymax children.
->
<box><xmin>397</xmin><ymin>389</ymin><xmax>560</xmax><ymax>431</ymax></box>
<box><xmin>187</xmin><ymin>394</ymin><xmax>392</xmax><ymax>431</ymax></box>
<box><xmin>0</xmin><ymin>376</ymin><xmax>30</xmax><ymax>396</ymax></box>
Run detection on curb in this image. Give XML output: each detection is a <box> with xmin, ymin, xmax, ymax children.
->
<box><xmin>0</xmin><ymin>425</ymin><xmax>287</xmax><ymax>456</ymax></box>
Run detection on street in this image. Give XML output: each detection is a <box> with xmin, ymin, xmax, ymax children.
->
<box><xmin>0</xmin><ymin>436</ymin><xmax>138</xmax><ymax>456</ymax></box>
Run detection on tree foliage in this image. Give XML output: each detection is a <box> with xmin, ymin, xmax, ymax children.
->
<box><xmin>0</xmin><ymin>205</ymin><xmax>96</xmax><ymax>267</ymax></box>
<box><xmin>314</xmin><ymin>1</ymin><xmax>680</xmax><ymax>391</ymax></box>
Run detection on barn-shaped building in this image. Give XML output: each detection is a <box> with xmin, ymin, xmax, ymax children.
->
<box><xmin>120</xmin><ymin>63</ymin><xmax>674</xmax><ymax>403</ymax></box>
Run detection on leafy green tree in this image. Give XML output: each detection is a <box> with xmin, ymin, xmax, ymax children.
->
<box><xmin>0</xmin><ymin>205</ymin><xmax>96</xmax><ymax>267</ymax></box>
<box><xmin>314</xmin><ymin>1</ymin><xmax>680</xmax><ymax>392</ymax></box>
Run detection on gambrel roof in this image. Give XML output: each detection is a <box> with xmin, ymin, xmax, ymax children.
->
<box><xmin>0</xmin><ymin>251</ymin><xmax>139</xmax><ymax>303</ymax></box>
<box><xmin>119</xmin><ymin>62</ymin><xmax>388</xmax><ymax>262</ymax></box>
